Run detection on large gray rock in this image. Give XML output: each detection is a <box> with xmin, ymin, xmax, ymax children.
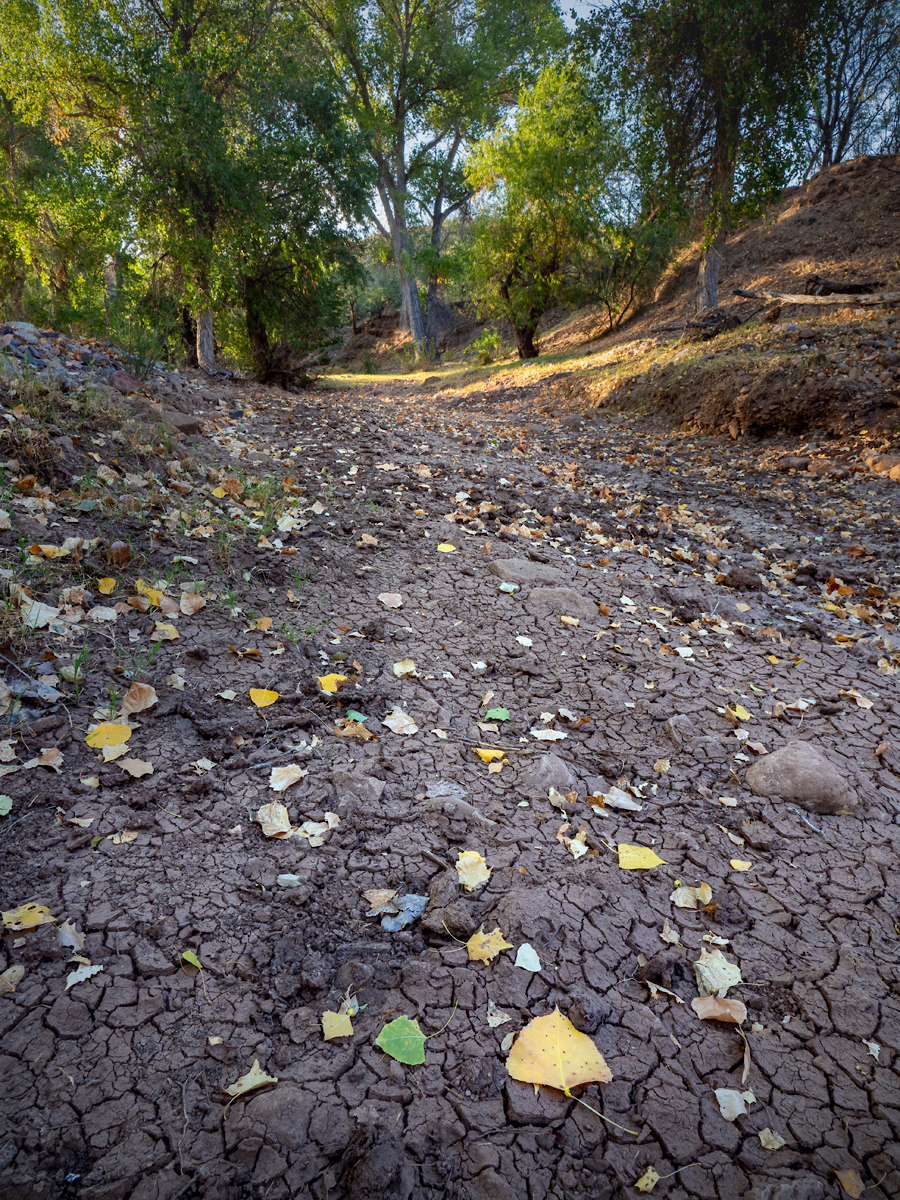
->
<box><xmin>489</xmin><ymin>557</ymin><xmax>573</xmax><ymax>586</ymax></box>
<box><xmin>525</xmin><ymin>587</ymin><xmax>598</xmax><ymax>619</ymax></box>
<box><xmin>744</xmin><ymin>741</ymin><xmax>857</xmax><ymax>814</ymax></box>
<box><xmin>518</xmin><ymin>751</ymin><xmax>578</xmax><ymax>795</ymax></box>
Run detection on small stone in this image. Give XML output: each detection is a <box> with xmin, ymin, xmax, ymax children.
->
<box><xmin>721</xmin><ymin>567</ymin><xmax>762</xmax><ymax>591</ymax></box>
<box><xmin>525</xmin><ymin>587</ymin><xmax>598</xmax><ymax>619</ymax></box>
<box><xmin>744</xmin><ymin>741</ymin><xmax>857</xmax><ymax>814</ymax></box>
<box><xmin>518</xmin><ymin>751</ymin><xmax>577</xmax><ymax>795</ymax></box>
<box><xmin>488</xmin><ymin>557</ymin><xmax>573</xmax><ymax>586</ymax></box>
<box><xmin>161</xmin><ymin>408</ymin><xmax>202</xmax><ymax>436</ymax></box>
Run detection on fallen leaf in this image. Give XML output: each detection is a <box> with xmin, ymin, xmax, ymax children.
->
<box><xmin>671</xmin><ymin>882</ymin><xmax>713</xmax><ymax>909</ymax></box>
<box><xmin>758</xmin><ymin>1128</ymin><xmax>786</xmax><ymax>1151</ymax></box>
<box><xmin>717</xmin><ymin>796</ymin><xmax>738</xmax><ymax>807</ymax></box>
<box><xmin>474</xmin><ymin>747</ymin><xmax>506</xmax><ymax>763</ymax></box>
<box><xmin>101</xmin><ymin>743</ymin><xmax>131</xmax><ymax>762</ymax></box>
<box><xmin>691</xmin><ymin>996</ymin><xmax>747</xmax><ymax>1023</ymax></box>
<box><xmin>840</xmin><ymin>688</ymin><xmax>873</xmax><ymax>710</ymax></box>
<box><xmin>118</xmin><ymin>758</ymin><xmax>154</xmax><ymax>778</ymax></box>
<box><xmin>466</xmin><ymin>926</ymin><xmax>512</xmax><ymax>963</ymax></box>
<box><xmin>224</xmin><ymin>1060</ymin><xmax>278</xmax><ymax>1099</ymax></box>
<box><xmin>383</xmin><ymin>707</ymin><xmax>418</xmax><ymax>735</ymax></box>
<box><xmin>296</xmin><ymin>815</ymin><xmax>339</xmax><ymax>846</ymax></box>
<box><xmin>0</xmin><ymin>795</ymin><xmax>11</xmax><ymax>816</ymax></box>
<box><xmin>21</xmin><ymin>600</ymin><xmax>61</xmax><ymax>629</ymax></box>
<box><xmin>58</xmin><ymin>920</ymin><xmax>85</xmax><ymax>951</ymax></box>
<box><xmin>249</xmin><ymin>688</ymin><xmax>278</xmax><ymax>708</ymax></box>
<box><xmin>2</xmin><ymin>904</ymin><xmax>54</xmax><ymax>931</ymax></box>
<box><xmin>653</xmin><ymin>758</ymin><xmax>670</xmax><ymax>774</ymax></box>
<box><xmin>730</xmin><ymin>859</ymin><xmax>753</xmax><ymax>871</ymax></box>
<box><xmin>392</xmin><ymin>659</ymin><xmax>417</xmax><ymax>676</ymax></box>
<box><xmin>0</xmin><ymin>964</ymin><xmax>25</xmax><ymax>995</ymax></box>
<box><xmin>254</xmin><ymin>802</ymin><xmax>295</xmax><ymax>838</ymax></box>
<box><xmin>635</xmin><ymin>1166</ymin><xmax>660</xmax><ymax>1193</ymax></box>
<box><xmin>531</xmin><ymin>728</ymin><xmax>567</xmax><ymax>741</ymax></box>
<box><xmin>24</xmin><ymin>747</ymin><xmax>63</xmax><ymax>772</ymax></box>
<box><xmin>363</xmin><ymin>888</ymin><xmax>399</xmax><ymax>915</ymax></box>
<box><xmin>660</xmin><ymin>919</ymin><xmax>681</xmax><ymax>946</ymax></box>
<box><xmin>376</xmin><ymin>1015</ymin><xmax>426</xmax><ymax>1064</ymax></box>
<box><xmin>318</xmin><ymin>673</ymin><xmax>349</xmax><ymax>693</ymax></box>
<box><xmin>181</xmin><ymin>950</ymin><xmax>203</xmax><ymax>971</ymax></box>
<box><xmin>557</xmin><ymin>822</ymin><xmax>590</xmax><ymax>859</ymax></box>
<box><xmin>180</xmin><ymin>591</ymin><xmax>206</xmax><ymax>615</ymax></box>
<box><xmin>834</xmin><ymin>1169</ymin><xmax>865</xmax><ymax>1198</ymax></box>
<box><xmin>514</xmin><ymin>943</ymin><xmax>542</xmax><ymax>972</ymax></box>
<box><xmin>109</xmin><ymin>829</ymin><xmax>138</xmax><ymax>844</ymax></box>
<box><xmin>378</xmin><ymin>592</ymin><xmax>403</xmax><ymax>608</ymax></box>
<box><xmin>217</xmin><ymin>689</ymin><xmax>238</xmax><ymax>701</ymax></box>
<box><xmin>322</xmin><ymin>1010</ymin><xmax>353</xmax><ymax>1040</ymax></box>
<box><xmin>276</xmin><ymin>874</ymin><xmax>305</xmax><ymax>888</ymax></box>
<box><xmin>486</xmin><ymin>1000</ymin><xmax>512</xmax><ymax>1028</ymax></box>
<box><xmin>269</xmin><ymin>764</ymin><xmax>308</xmax><ymax>791</ymax></box>
<box><xmin>589</xmin><ymin>786</ymin><xmax>642</xmax><ymax>813</ymax></box>
<box><xmin>334</xmin><ymin>718</ymin><xmax>376</xmax><ymax>739</ymax></box>
<box><xmin>151</xmin><ymin>622</ymin><xmax>179</xmax><ymax>641</ymax></box>
<box><xmin>66</xmin><ymin>963</ymin><xmax>103</xmax><ymax>990</ymax></box>
<box><xmin>863</xmin><ymin>1039</ymin><xmax>880</xmax><ymax>1061</ymax></box>
<box><xmin>457</xmin><ymin>850</ymin><xmax>491</xmax><ymax>891</ymax></box>
<box><xmin>715</xmin><ymin>1088</ymin><xmax>748</xmax><ymax>1121</ymax></box>
<box><xmin>361</xmin><ymin>533</ymin><xmax>378</xmax><ymax>545</ymax></box>
<box><xmin>0</xmin><ymin>740</ymin><xmax>14</xmax><ymax>763</ymax></box>
<box><xmin>618</xmin><ymin>844</ymin><xmax>666</xmax><ymax>870</ymax></box>
<box><xmin>380</xmin><ymin>893</ymin><xmax>428</xmax><ymax>931</ymax></box>
<box><xmin>98</xmin><ymin>577</ymin><xmax>116</xmax><ymax>595</ymax></box>
<box><xmin>437</xmin><ymin>543</ymin><xmax>457</xmax><ymax>553</ymax></box>
<box><xmin>560</xmin><ymin>615</ymin><xmax>580</xmax><ymax>627</ymax></box>
<box><xmin>507</xmin><ymin>1007</ymin><xmax>612</xmax><ymax>1094</ymax></box>
<box><xmin>694</xmin><ymin>948</ymin><xmax>742</xmax><ymax>997</ymax></box>
<box><xmin>644</xmin><ymin>980</ymin><xmax>685</xmax><ymax>1004</ymax></box>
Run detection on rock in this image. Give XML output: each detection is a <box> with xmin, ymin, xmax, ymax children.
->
<box><xmin>330</xmin><ymin>767</ymin><xmax>385</xmax><ymax>818</ymax></box>
<box><xmin>161</xmin><ymin>408</ymin><xmax>202</xmax><ymax>436</ymax></box>
<box><xmin>109</xmin><ymin>370</ymin><xmax>142</xmax><ymax>394</ymax></box>
<box><xmin>488</xmin><ymin>557</ymin><xmax>573</xmax><ymax>586</ymax></box>
<box><xmin>744</xmin><ymin>741</ymin><xmax>858</xmax><ymax>814</ymax></box>
<box><xmin>421</xmin><ymin>900</ymin><xmax>475</xmax><ymax>938</ymax></box>
<box><xmin>518</xmin><ymin>751</ymin><xmax>577</xmax><ymax>795</ymax></box>
<box><xmin>663</xmin><ymin>715</ymin><xmax>693</xmax><ymax>746</ymax></box>
<box><xmin>721</xmin><ymin>567</ymin><xmax>762</xmax><ymax>591</ymax></box>
<box><xmin>0</xmin><ymin>357</ymin><xmax>22</xmax><ymax>381</ymax></box>
<box><xmin>39</xmin><ymin>363</ymin><xmax>71</xmax><ymax>390</ymax></box>
<box><xmin>4</xmin><ymin>321</ymin><xmax>40</xmax><ymax>336</ymax></box>
<box><xmin>243</xmin><ymin>1085</ymin><xmax>314</xmax><ymax>1150</ymax></box>
<box><xmin>525</xmin><ymin>587</ymin><xmax>598</xmax><ymax>619</ymax></box>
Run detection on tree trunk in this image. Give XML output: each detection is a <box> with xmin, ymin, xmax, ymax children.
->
<box><xmin>512</xmin><ymin>321</ymin><xmax>539</xmax><ymax>360</ymax></box>
<box><xmin>243</xmin><ymin>278</ymin><xmax>271</xmax><ymax>376</ymax></box>
<box><xmin>697</xmin><ymin>228</ymin><xmax>726</xmax><ymax>311</ymax></box>
<box><xmin>180</xmin><ymin>308</ymin><xmax>199</xmax><ymax>367</ymax></box>
<box><xmin>196</xmin><ymin>307</ymin><xmax>216</xmax><ymax>372</ymax></box>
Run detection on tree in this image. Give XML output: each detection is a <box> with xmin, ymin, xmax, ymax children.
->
<box><xmin>804</xmin><ymin>0</ymin><xmax>900</xmax><ymax>171</ymax></box>
<box><xmin>465</xmin><ymin>64</ymin><xmax>622</xmax><ymax>359</ymax></box>
<box><xmin>585</xmin><ymin>0</ymin><xmax>825</xmax><ymax>312</ymax></box>
<box><xmin>292</xmin><ymin>0</ymin><xmax>565</xmax><ymax>352</ymax></box>
<box><xmin>0</xmin><ymin>0</ymin><xmax>367</xmax><ymax>373</ymax></box>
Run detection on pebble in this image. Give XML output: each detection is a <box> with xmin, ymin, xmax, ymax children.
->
<box><xmin>744</xmin><ymin>740</ymin><xmax>858</xmax><ymax>814</ymax></box>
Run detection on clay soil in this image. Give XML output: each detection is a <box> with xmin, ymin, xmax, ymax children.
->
<box><xmin>0</xmin><ymin>356</ymin><xmax>899</xmax><ymax>1200</ymax></box>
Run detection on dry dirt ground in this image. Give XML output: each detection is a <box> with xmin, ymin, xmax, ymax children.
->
<box><xmin>1</xmin><ymin>361</ymin><xmax>900</xmax><ymax>1200</ymax></box>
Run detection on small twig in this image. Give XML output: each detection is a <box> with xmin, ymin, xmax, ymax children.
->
<box><xmin>422</xmin><ymin>848</ymin><xmax>451</xmax><ymax>870</ymax></box>
<box><xmin>786</xmin><ymin>805</ymin><xmax>823</xmax><ymax>834</ymax></box>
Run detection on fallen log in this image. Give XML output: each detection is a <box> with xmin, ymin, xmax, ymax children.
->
<box><xmin>733</xmin><ymin>287</ymin><xmax>900</xmax><ymax>306</ymax></box>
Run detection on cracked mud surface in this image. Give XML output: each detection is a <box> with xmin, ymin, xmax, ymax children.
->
<box><xmin>1</xmin><ymin>375</ymin><xmax>899</xmax><ymax>1200</ymax></box>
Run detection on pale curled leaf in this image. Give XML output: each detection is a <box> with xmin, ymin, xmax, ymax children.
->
<box><xmin>224</xmin><ymin>1060</ymin><xmax>278</xmax><ymax>1099</ymax></box>
<box><xmin>691</xmin><ymin>996</ymin><xmax>747</xmax><ymax>1024</ymax></box>
<box><xmin>269</xmin><ymin>764</ymin><xmax>308</xmax><ymax>792</ymax></box>
<box><xmin>694</xmin><ymin>948</ymin><xmax>743</xmax><ymax>998</ymax></box>
<box><xmin>514</xmin><ymin>943</ymin><xmax>541</xmax><ymax>973</ymax></box>
<box><xmin>456</xmin><ymin>850</ymin><xmax>491</xmax><ymax>891</ymax></box>
<box><xmin>66</xmin><ymin>963</ymin><xmax>103</xmax><ymax>990</ymax></box>
<box><xmin>120</xmin><ymin>681</ymin><xmax>158</xmax><ymax>716</ymax></box>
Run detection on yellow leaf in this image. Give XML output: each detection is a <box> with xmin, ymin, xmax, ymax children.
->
<box><xmin>249</xmin><ymin>688</ymin><xmax>278</xmax><ymax>708</ymax></box>
<box><xmin>98</xmin><ymin>577</ymin><xmax>116</xmax><ymax>595</ymax></box>
<box><xmin>392</xmin><ymin>659</ymin><xmax>416</xmax><ymax>676</ymax></box>
<box><xmin>109</xmin><ymin>829</ymin><xmax>138</xmax><ymax>844</ymax></box>
<box><xmin>318</xmin><ymin>673</ymin><xmax>349</xmax><ymax>694</ymax></box>
<box><xmin>135</xmin><ymin>578</ymin><xmax>164</xmax><ymax>607</ymax></box>
<box><xmin>0</xmin><ymin>964</ymin><xmax>25</xmax><ymax>994</ymax></box>
<box><xmin>254</xmin><ymin>802</ymin><xmax>295</xmax><ymax>838</ymax></box>
<box><xmin>834</xmin><ymin>1169</ymin><xmax>865</xmax><ymax>1199</ymax></box>
<box><xmin>212</xmin><ymin>486</ymin><xmax>227</xmax><ymax>498</ymax></box>
<box><xmin>733</xmin><ymin>703</ymin><xmax>753</xmax><ymax>720</ymax></box>
<box><xmin>466</xmin><ymin>926</ymin><xmax>513</xmax><ymax>963</ymax></box>
<box><xmin>507</xmin><ymin>1007</ymin><xmax>612</xmax><ymax>1095</ymax></box>
<box><xmin>635</xmin><ymin>1166</ymin><xmax>660</xmax><ymax>1193</ymax></box>
<box><xmin>223</xmin><ymin>1059</ymin><xmax>278</xmax><ymax>1099</ymax></box>
<box><xmin>559</xmin><ymin>615</ymin><xmax>580</xmax><ymax>627</ymax></box>
<box><xmin>151</xmin><ymin>622</ymin><xmax>179</xmax><ymax>641</ymax></box>
<box><xmin>2</xmin><ymin>903</ymin><xmax>53</xmax><ymax>931</ymax></box>
<box><xmin>85</xmin><ymin>723</ymin><xmax>132</xmax><ymax>748</ymax></box>
<box><xmin>456</xmin><ymin>850</ymin><xmax>491</xmax><ymax>891</ymax></box>
<box><xmin>730</xmin><ymin>859</ymin><xmax>753</xmax><ymax>871</ymax></box>
<box><xmin>437</xmin><ymin>543</ymin><xmax>457</xmax><ymax>552</ymax></box>
<box><xmin>254</xmin><ymin>616</ymin><xmax>273</xmax><ymax>631</ymax></box>
<box><xmin>473</xmin><ymin>747</ymin><xmax>506</xmax><ymax>763</ymax></box>
<box><xmin>618</xmin><ymin>844</ymin><xmax>666</xmax><ymax>870</ymax></box>
<box><xmin>322</xmin><ymin>1011</ymin><xmax>354</xmax><ymax>1040</ymax></box>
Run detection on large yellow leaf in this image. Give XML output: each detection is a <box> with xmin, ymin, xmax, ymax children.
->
<box><xmin>618</xmin><ymin>844</ymin><xmax>666</xmax><ymax>870</ymax></box>
<box><xmin>322</xmin><ymin>1011</ymin><xmax>354</xmax><ymax>1040</ymax></box>
<box><xmin>318</xmin><ymin>673</ymin><xmax>349</xmax><ymax>694</ymax></box>
<box><xmin>135</xmin><ymin>578</ymin><xmax>164</xmax><ymax>607</ymax></box>
<box><xmin>456</xmin><ymin>850</ymin><xmax>491</xmax><ymax>891</ymax></box>
<box><xmin>507</xmin><ymin>1008</ymin><xmax>612</xmax><ymax>1095</ymax></box>
<box><xmin>466</xmin><ymin>926</ymin><xmax>512</xmax><ymax>963</ymax></box>
<box><xmin>98</xmin><ymin>577</ymin><xmax>116</xmax><ymax>595</ymax></box>
<box><xmin>85</xmin><ymin>723</ymin><xmax>132</xmax><ymax>748</ymax></box>
<box><xmin>249</xmin><ymin>688</ymin><xmax>278</xmax><ymax>708</ymax></box>
<box><xmin>2</xmin><ymin>903</ymin><xmax>54</xmax><ymax>931</ymax></box>
<box><xmin>473</xmin><ymin>747</ymin><xmax>505</xmax><ymax>763</ymax></box>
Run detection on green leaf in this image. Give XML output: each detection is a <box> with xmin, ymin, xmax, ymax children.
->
<box><xmin>345</xmin><ymin>710</ymin><xmax>367</xmax><ymax>722</ymax></box>
<box><xmin>181</xmin><ymin>950</ymin><xmax>203</xmax><ymax>971</ymax></box>
<box><xmin>375</xmin><ymin>1015</ymin><xmax>425</xmax><ymax>1065</ymax></box>
<box><xmin>485</xmin><ymin>707</ymin><xmax>509</xmax><ymax>721</ymax></box>
<box><xmin>76</xmin><ymin>499</ymin><xmax>98</xmax><ymax>512</ymax></box>
<box><xmin>0</xmin><ymin>795</ymin><xmax>11</xmax><ymax>817</ymax></box>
